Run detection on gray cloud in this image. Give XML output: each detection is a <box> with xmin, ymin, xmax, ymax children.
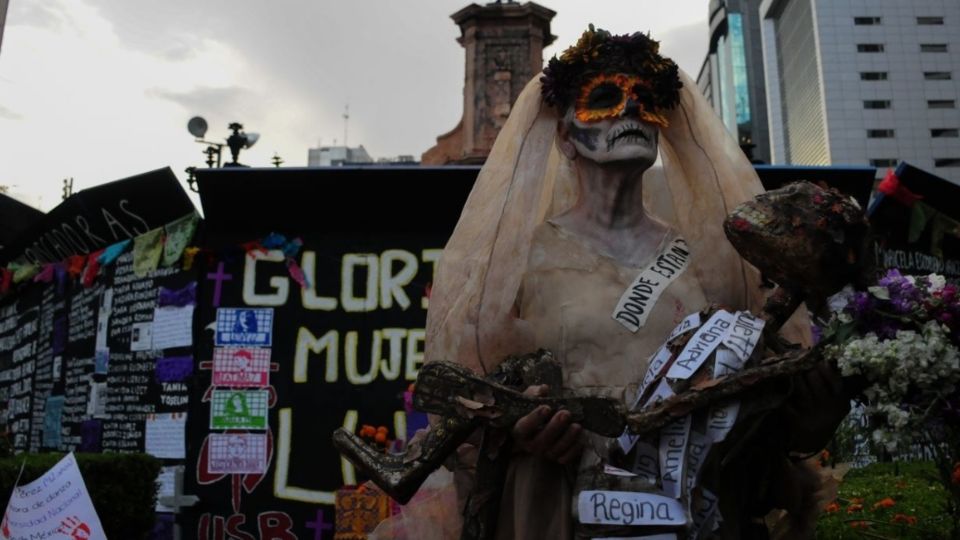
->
<box><xmin>0</xmin><ymin>105</ymin><xmax>21</xmax><ymax>120</ymax></box>
<box><xmin>7</xmin><ymin>3</ymin><xmax>65</xmax><ymax>31</ymax></box>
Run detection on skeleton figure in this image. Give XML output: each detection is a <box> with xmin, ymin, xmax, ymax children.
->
<box><xmin>337</xmin><ymin>27</ymin><xmax>855</xmax><ymax>540</ymax></box>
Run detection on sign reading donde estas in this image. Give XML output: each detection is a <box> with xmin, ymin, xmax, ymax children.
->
<box><xmin>613</xmin><ymin>238</ymin><xmax>691</xmax><ymax>332</ymax></box>
<box><xmin>1</xmin><ymin>453</ymin><xmax>105</xmax><ymax>540</ymax></box>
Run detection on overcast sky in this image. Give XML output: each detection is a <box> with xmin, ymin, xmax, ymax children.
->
<box><xmin>0</xmin><ymin>1</ymin><xmax>709</xmax><ymax>210</ymax></box>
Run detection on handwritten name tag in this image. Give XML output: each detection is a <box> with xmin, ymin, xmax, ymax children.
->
<box><xmin>691</xmin><ymin>488</ymin><xmax>720</xmax><ymax>540</ymax></box>
<box><xmin>578</xmin><ymin>491</ymin><xmax>687</xmax><ymax>526</ymax></box>
<box><xmin>712</xmin><ymin>346</ymin><xmax>744</xmax><ymax>378</ymax></box>
<box><xmin>722</xmin><ymin>311</ymin><xmax>765</xmax><ymax>362</ymax></box>
<box><xmin>669</xmin><ymin>311</ymin><xmax>702</xmax><ymax>341</ymax></box>
<box><xmin>631</xmin><ymin>441</ymin><xmax>660</xmax><ymax>481</ymax></box>
<box><xmin>706</xmin><ymin>401</ymin><xmax>740</xmax><ymax>443</ymax></box>
<box><xmin>684</xmin><ymin>431</ymin><xmax>712</xmax><ymax>492</ymax></box>
<box><xmin>613</xmin><ymin>238</ymin><xmax>691</xmax><ymax>332</ymax></box>
<box><xmin>637</xmin><ymin>346</ymin><xmax>673</xmax><ymax>402</ymax></box>
<box><xmin>666</xmin><ymin>310</ymin><xmax>735</xmax><ymax>380</ymax></box>
<box><xmin>619</xmin><ymin>379</ymin><xmax>675</xmax><ymax>454</ymax></box>
<box><xmin>659</xmin><ymin>415</ymin><xmax>692</xmax><ymax>499</ymax></box>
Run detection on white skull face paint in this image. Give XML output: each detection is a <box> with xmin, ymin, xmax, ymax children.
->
<box><xmin>562</xmin><ymin>102</ymin><xmax>659</xmax><ymax>167</ymax></box>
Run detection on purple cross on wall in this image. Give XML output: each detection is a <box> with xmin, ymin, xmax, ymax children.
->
<box><xmin>206</xmin><ymin>262</ymin><xmax>233</xmax><ymax>307</ymax></box>
<box><xmin>305</xmin><ymin>508</ymin><xmax>333</xmax><ymax>540</ymax></box>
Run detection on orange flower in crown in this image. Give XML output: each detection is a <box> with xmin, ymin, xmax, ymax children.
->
<box><xmin>541</xmin><ymin>25</ymin><xmax>682</xmax><ymax>128</ymax></box>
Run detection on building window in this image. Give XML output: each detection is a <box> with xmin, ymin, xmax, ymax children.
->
<box><xmin>857</xmin><ymin>44</ymin><xmax>885</xmax><ymax>53</ymax></box>
<box><xmin>867</xmin><ymin>129</ymin><xmax>895</xmax><ymax>138</ymax></box>
<box><xmin>934</xmin><ymin>158</ymin><xmax>960</xmax><ymax>168</ymax></box>
<box><xmin>920</xmin><ymin>44</ymin><xmax>948</xmax><ymax>53</ymax></box>
<box><xmin>929</xmin><ymin>100</ymin><xmax>957</xmax><ymax>109</ymax></box>
<box><xmin>860</xmin><ymin>72</ymin><xmax>888</xmax><ymax>81</ymax></box>
<box><xmin>932</xmin><ymin>129</ymin><xmax>960</xmax><ymax>138</ymax></box>
<box><xmin>854</xmin><ymin>17</ymin><xmax>882</xmax><ymax>25</ymax></box>
<box><xmin>870</xmin><ymin>159</ymin><xmax>898</xmax><ymax>167</ymax></box>
<box><xmin>917</xmin><ymin>17</ymin><xmax>944</xmax><ymax>25</ymax></box>
<box><xmin>863</xmin><ymin>100</ymin><xmax>891</xmax><ymax>109</ymax></box>
<box><xmin>924</xmin><ymin>72</ymin><xmax>953</xmax><ymax>80</ymax></box>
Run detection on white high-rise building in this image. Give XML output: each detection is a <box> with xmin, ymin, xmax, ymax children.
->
<box><xmin>759</xmin><ymin>0</ymin><xmax>960</xmax><ymax>183</ymax></box>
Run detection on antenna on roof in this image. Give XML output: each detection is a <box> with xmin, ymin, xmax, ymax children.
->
<box><xmin>343</xmin><ymin>104</ymin><xmax>350</xmax><ymax>148</ymax></box>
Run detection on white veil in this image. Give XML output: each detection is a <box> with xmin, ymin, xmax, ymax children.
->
<box><xmin>425</xmin><ymin>70</ymin><xmax>769</xmax><ymax>374</ymax></box>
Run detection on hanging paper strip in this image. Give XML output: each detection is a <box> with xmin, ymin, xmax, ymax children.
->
<box><xmin>33</xmin><ymin>264</ymin><xmax>56</xmax><ymax>283</ymax></box>
<box><xmin>66</xmin><ymin>255</ymin><xmax>86</xmax><ymax>278</ymax></box>
<box><xmin>282</xmin><ymin>237</ymin><xmax>303</xmax><ymax>258</ymax></box>
<box><xmin>11</xmin><ymin>262</ymin><xmax>38</xmax><ymax>284</ymax></box>
<box><xmin>54</xmin><ymin>264</ymin><xmax>68</xmax><ymax>294</ymax></box>
<box><xmin>162</xmin><ymin>213</ymin><xmax>200</xmax><ymax>267</ymax></box>
<box><xmin>240</xmin><ymin>240</ymin><xmax>266</xmax><ymax>257</ymax></box>
<box><xmin>82</xmin><ymin>249</ymin><xmax>104</xmax><ymax>288</ymax></box>
<box><xmin>182</xmin><ymin>247</ymin><xmax>201</xmax><ymax>271</ymax></box>
<box><xmin>285</xmin><ymin>257</ymin><xmax>309</xmax><ymax>289</ymax></box>
<box><xmin>133</xmin><ymin>228</ymin><xmax>164</xmax><ymax>277</ymax></box>
<box><xmin>0</xmin><ymin>269</ymin><xmax>11</xmax><ymax>294</ymax></box>
<box><xmin>261</xmin><ymin>232</ymin><xmax>286</xmax><ymax>250</ymax></box>
<box><xmin>98</xmin><ymin>239</ymin><xmax>131</xmax><ymax>266</ymax></box>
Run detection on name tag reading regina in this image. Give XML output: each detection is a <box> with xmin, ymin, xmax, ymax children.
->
<box><xmin>613</xmin><ymin>238</ymin><xmax>691</xmax><ymax>332</ymax></box>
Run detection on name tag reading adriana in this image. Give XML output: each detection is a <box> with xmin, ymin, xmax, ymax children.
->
<box><xmin>579</xmin><ymin>490</ymin><xmax>687</xmax><ymax>527</ymax></box>
<box><xmin>613</xmin><ymin>238</ymin><xmax>691</xmax><ymax>332</ymax></box>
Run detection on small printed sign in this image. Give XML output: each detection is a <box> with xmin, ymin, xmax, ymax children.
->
<box><xmin>213</xmin><ymin>347</ymin><xmax>271</xmax><ymax>387</ymax></box>
<box><xmin>215</xmin><ymin>308</ymin><xmax>274</xmax><ymax>346</ymax></box>
<box><xmin>210</xmin><ymin>389</ymin><xmax>269</xmax><ymax>430</ymax></box>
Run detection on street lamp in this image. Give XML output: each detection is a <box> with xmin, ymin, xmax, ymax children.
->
<box><xmin>187</xmin><ymin>117</ymin><xmax>260</xmax><ymax>168</ymax></box>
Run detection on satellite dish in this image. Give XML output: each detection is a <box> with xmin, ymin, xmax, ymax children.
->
<box><xmin>243</xmin><ymin>133</ymin><xmax>260</xmax><ymax>148</ymax></box>
<box><xmin>187</xmin><ymin>116</ymin><xmax>208</xmax><ymax>139</ymax></box>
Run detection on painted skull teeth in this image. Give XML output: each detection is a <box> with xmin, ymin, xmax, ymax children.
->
<box><xmin>734</xmin><ymin>206</ymin><xmax>774</xmax><ymax>229</ymax></box>
<box><xmin>608</xmin><ymin>123</ymin><xmax>650</xmax><ymax>145</ymax></box>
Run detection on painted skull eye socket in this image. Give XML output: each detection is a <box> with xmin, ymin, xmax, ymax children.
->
<box><xmin>586</xmin><ymin>82</ymin><xmax>624</xmax><ymax>110</ymax></box>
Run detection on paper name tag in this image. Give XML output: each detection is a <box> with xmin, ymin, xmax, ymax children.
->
<box><xmin>691</xmin><ymin>488</ymin><xmax>720</xmax><ymax>540</ymax></box>
<box><xmin>631</xmin><ymin>441</ymin><xmax>660</xmax><ymax>481</ymax></box>
<box><xmin>722</xmin><ymin>311</ymin><xmax>765</xmax><ymax>362</ymax></box>
<box><xmin>603</xmin><ymin>464</ymin><xmax>638</xmax><ymax>477</ymax></box>
<box><xmin>613</xmin><ymin>238</ymin><xmax>691</xmax><ymax>332</ymax></box>
<box><xmin>620</xmin><ymin>378</ymin><xmax>675</xmax><ymax>452</ymax></box>
<box><xmin>578</xmin><ymin>490</ymin><xmax>687</xmax><ymax>526</ymax></box>
<box><xmin>684</xmin><ymin>431</ymin><xmax>712</xmax><ymax>492</ymax></box>
<box><xmin>712</xmin><ymin>346</ymin><xmax>744</xmax><ymax>378</ymax></box>
<box><xmin>706</xmin><ymin>401</ymin><xmax>740</xmax><ymax>443</ymax></box>
<box><xmin>669</xmin><ymin>311</ymin><xmax>702</xmax><ymax>341</ymax></box>
<box><xmin>659</xmin><ymin>415</ymin><xmax>692</xmax><ymax>499</ymax></box>
<box><xmin>636</xmin><ymin>346</ymin><xmax>672</xmax><ymax>403</ymax></box>
<box><xmin>666</xmin><ymin>310</ymin><xmax>734</xmax><ymax>380</ymax></box>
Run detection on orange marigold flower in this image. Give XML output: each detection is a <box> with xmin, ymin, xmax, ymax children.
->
<box><xmin>850</xmin><ymin>520</ymin><xmax>870</xmax><ymax>529</ymax></box>
<box><xmin>847</xmin><ymin>503</ymin><xmax>863</xmax><ymax>514</ymax></box>
<box><xmin>374</xmin><ymin>432</ymin><xmax>388</xmax><ymax>444</ymax></box>
<box><xmin>824</xmin><ymin>502</ymin><xmax>840</xmax><ymax>513</ymax></box>
<box><xmin>892</xmin><ymin>513</ymin><xmax>918</xmax><ymax>526</ymax></box>
<box><xmin>851</xmin><ymin>497</ymin><xmax>864</xmax><ymax>504</ymax></box>
<box><xmin>873</xmin><ymin>497</ymin><xmax>896</xmax><ymax>509</ymax></box>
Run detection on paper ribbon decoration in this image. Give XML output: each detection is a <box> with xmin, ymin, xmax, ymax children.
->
<box><xmin>285</xmin><ymin>257</ymin><xmax>310</xmax><ymax>289</ymax></box>
<box><xmin>10</xmin><ymin>262</ymin><xmax>39</xmax><ymax>284</ymax></box>
<box><xmin>877</xmin><ymin>169</ymin><xmax>923</xmax><ymax>207</ymax></box>
<box><xmin>133</xmin><ymin>228</ymin><xmax>164</xmax><ymax>277</ymax></box>
<box><xmin>0</xmin><ymin>268</ymin><xmax>12</xmax><ymax>294</ymax></box>
<box><xmin>33</xmin><ymin>264</ymin><xmax>56</xmax><ymax>283</ymax></box>
<box><xmin>82</xmin><ymin>249</ymin><xmax>104</xmax><ymax>288</ymax></box>
<box><xmin>98</xmin><ymin>239</ymin><xmax>131</xmax><ymax>266</ymax></box>
<box><xmin>240</xmin><ymin>241</ymin><xmax>267</xmax><ymax>257</ymax></box>
<box><xmin>163</xmin><ymin>213</ymin><xmax>200</xmax><ymax>267</ymax></box>
<box><xmin>158</xmin><ymin>282</ymin><xmax>198</xmax><ymax>307</ymax></box>
<box><xmin>54</xmin><ymin>264</ymin><xmax>67</xmax><ymax>294</ymax></box>
<box><xmin>261</xmin><ymin>232</ymin><xmax>287</xmax><ymax>250</ymax></box>
<box><xmin>182</xmin><ymin>247</ymin><xmax>201</xmax><ymax>271</ymax></box>
<box><xmin>282</xmin><ymin>237</ymin><xmax>303</xmax><ymax>258</ymax></box>
<box><xmin>66</xmin><ymin>255</ymin><xmax>86</xmax><ymax>278</ymax></box>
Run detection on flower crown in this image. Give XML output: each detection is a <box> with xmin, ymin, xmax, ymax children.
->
<box><xmin>540</xmin><ymin>25</ymin><xmax>683</xmax><ymax>114</ymax></box>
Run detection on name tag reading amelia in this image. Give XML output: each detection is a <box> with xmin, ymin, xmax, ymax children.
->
<box><xmin>613</xmin><ymin>238</ymin><xmax>691</xmax><ymax>332</ymax></box>
<box><xmin>579</xmin><ymin>491</ymin><xmax>687</xmax><ymax>527</ymax></box>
